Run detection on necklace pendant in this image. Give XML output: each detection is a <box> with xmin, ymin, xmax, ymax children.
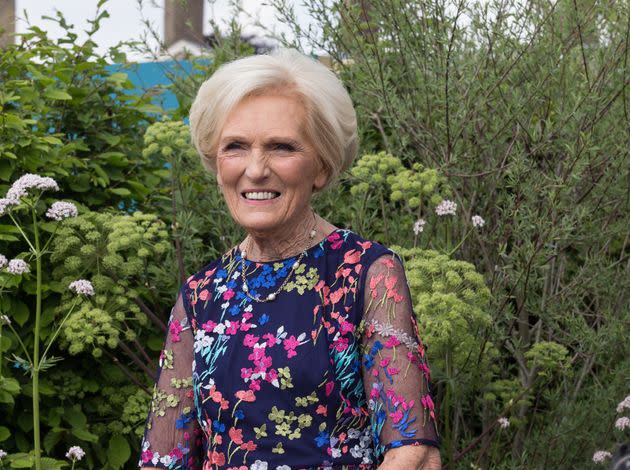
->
<box><xmin>267</xmin><ymin>293</ymin><xmax>276</xmax><ymax>301</ymax></box>
<box><xmin>242</xmin><ymin>283</ymin><xmax>249</xmax><ymax>292</ymax></box>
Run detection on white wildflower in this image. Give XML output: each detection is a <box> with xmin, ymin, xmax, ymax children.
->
<box><xmin>69</xmin><ymin>280</ymin><xmax>95</xmax><ymax>296</ymax></box>
<box><xmin>65</xmin><ymin>446</ymin><xmax>85</xmax><ymax>461</ymax></box>
<box><xmin>7</xmin><ymin>259</ymin><xmax>30</xmax><ymax>275</ymax></box>
<box><xmin>0</xmin><ymin>315</ymin><xmax>10</xmax><ymax>326</ymax></box>
<box><xmin>413</xmin><ymin>218</ymin><xmax>426</xmax><ymax>235</ymax></box>
<box><xmin>497</xmin><ymin>417</ymin><xmax>510</xmax><ymax>429</ymax></box>
<box><xmin>617</xmin><ymin>395</ymin><xmax>630</xmax><ymax>413</ymax></box>
<box><xmin>46</xmin><ymin>201</ymin><xmax>78</xmax><ymax>221</ymax></box>
<box><xmin>472</xmin><ymin>215</ymin><xmax>485</xmax><ymax>228</ymax></box>
<box><xmin>435</xmin><ymin>199</ymin><xmax>457</xmax><ymax>216</ymax></box>
<box><xmin>0</xmin><ymin>198</ymin><xmax>19</xmax><ymax>216</ymax></box>
<box><xmin>6</xmin><ymin>173</ymin><xmax>59</xmax><ymax>202</ymax></box>
<box><xmin>0</xmin><ymin>254</ymin><xmax>7</xmax><ymax>269</ymax></box>
<box><xmin>615</xmin><ymin>416</ymin><xmax>630</xmax><ymax>431</ymax></box>
<box><xmin>592</xmin><ymin>450</ymin><xmax>612</xmax><ymax>464</ymax></box>
<box><xmin>0</xmin><ymin>449</ymin><xmax>7</xmax><ymax>460</ymax></box>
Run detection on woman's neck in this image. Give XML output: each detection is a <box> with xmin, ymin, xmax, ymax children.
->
<box><xmin>238</xmin><ymin>212</ymin><xmax>336</xmax><ymax>262</ymax></box>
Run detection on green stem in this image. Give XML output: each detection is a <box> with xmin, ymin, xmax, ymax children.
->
<box><xmin>0</xmin><ymin>323</ymin><xmax>3</xmax><ymax>378</ymax></box>
<box><xmin>40</xmin><ymin>299</ymin><xmax>78</xmax><ymax>365</ymax></box>
<box><xmin>8</xmin><ymin>211</ymin><xmax>36</xmax><ymax>254</ymax></box>
<box><xmin>31</xmin><ymin>204</ymin><xmax>42</xmax><ymax>470</ymax></box>
<box><xmin>4</xmin><ymin>321</ymin><xmax>33</xmax><ymax>365</ymax></box>
<box><xmin>448</xmin><ymin>228</ymin><xmax>472</xmax><ymax>257</ymax></box>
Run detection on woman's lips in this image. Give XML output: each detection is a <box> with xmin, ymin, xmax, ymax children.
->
<box><xmin>240</xmin><ymin>193</ymin><xmax>282</xmax><ymax>205</ymax></box>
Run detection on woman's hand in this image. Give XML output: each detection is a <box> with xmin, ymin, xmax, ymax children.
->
<box><xmin>377</xmin><ymin>445</ymin><xmax>442</xmax><ymax>470</ymax></box>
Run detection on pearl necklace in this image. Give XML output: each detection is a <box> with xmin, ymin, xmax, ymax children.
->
<box><xmin>240</xmin><ymin>222</ymin><xmax>318</xmax><ymax>302</ymax></box>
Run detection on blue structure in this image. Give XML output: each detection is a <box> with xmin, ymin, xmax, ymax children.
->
<box><xmin>107</xmin><ymin>58</ymin><xmax>209</xmax><ymax>112</ymax></box>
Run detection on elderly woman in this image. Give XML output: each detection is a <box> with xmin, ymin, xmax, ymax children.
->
<box><xmin>138</xmin><ymin>49</ymin><xmax>440</xmax><ymax>470</ymax></box>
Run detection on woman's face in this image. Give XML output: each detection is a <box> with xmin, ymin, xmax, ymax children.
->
<box><xmin>216</xmin><ymin>93</ymin><xmax>328</xmax><ymax>236</ymax></box>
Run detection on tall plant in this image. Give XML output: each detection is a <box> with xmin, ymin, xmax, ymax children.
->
<box><xmin>0</xmin><ymin>174</ymin><xmax>92</xmax><ymax>470</ymax></box>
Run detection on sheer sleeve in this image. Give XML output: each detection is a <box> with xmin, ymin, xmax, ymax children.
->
<box><xmin>360</xmin><ymin>251</ymin><xmax>439</xmax><ymax>461</ymax></box>
<box><xmin>138</xmin><ymin>285</ymin><xmax>203</xmax><ymax>469</ymax></box>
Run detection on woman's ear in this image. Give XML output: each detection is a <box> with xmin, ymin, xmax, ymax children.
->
<box><xmin>313</xmin><ymin>161</ymin><xmax>330</xmax><ymax>191</ymax></box>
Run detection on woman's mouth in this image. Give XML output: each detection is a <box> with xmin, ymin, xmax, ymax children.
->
<box><xmin>241</xmin><ymin>191</ymin><xmax>280</xmax><ymax>201</ymax></box>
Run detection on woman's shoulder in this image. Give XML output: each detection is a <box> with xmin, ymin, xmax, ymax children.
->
<box><xmin>179</xmin><ymin>255</ymin><xmax>225</xmax><ymax>298</ymax></box>
<box><xmin>332</xmin><ymin>227</ymin><xmax>402</xmax><ymax>266</ymax></box>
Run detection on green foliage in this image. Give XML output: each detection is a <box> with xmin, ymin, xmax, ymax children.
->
<box><xmin>0</xmin><ymin>14</ymin><xmax>169</xmax><ymax>211</ymax></box>
<box><xmin>268</xmin><ymin>0</ymin><xmax>630</xmax><ymax>465</ymax></box>
<box><xmin>391</xmin><ymin>246</ymin><xmax>492</xmax><ymax>378</ymax></box>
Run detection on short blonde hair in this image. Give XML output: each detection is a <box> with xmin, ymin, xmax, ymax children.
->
<box><xmin>189</xmin><ymin>48</ymin><xmax>358</xmax><ymax>192</ymax></box>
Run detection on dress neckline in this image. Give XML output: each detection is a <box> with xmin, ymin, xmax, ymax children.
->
<box><xmin>233</xmin><ymin>227</ymin><xmax>344</xmax><ymax>264</ymax></box>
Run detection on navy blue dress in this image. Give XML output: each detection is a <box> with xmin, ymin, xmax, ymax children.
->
<box><xmin>138</xmin><ymin>228</ymin><xmax>439</xmax><ymax>469</ymax></box>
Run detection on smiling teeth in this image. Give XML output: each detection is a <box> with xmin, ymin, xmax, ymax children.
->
<box><xmin>244</xmin><ymin>191</ymin><xmax>280</xmax><ymax>200</ymax></box>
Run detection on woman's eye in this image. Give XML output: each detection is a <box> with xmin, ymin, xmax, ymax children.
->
<box><xmin>273</xmin><ymin>143</ymin><xmax>295</xmax><ymax>152</ymax></box>
<box><xmin>223</xmin><ymin>142</ymin><xmax>242</xmax><ymax>151</ymax></box>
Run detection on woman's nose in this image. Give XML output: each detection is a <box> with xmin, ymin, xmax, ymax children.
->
<box><xmin>244</xmin><ymin>148</ymin><xmax>271</xmax><ymax>179</ymax></box>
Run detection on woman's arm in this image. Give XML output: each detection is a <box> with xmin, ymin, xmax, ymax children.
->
<box><xmin>378</xmin><ymin>445</ymin><xmax>442</xmax><ymax>469</ymax></box>
<box><xmin>136</xmin><ymin>288</ymin><xmax>203</xmax><ymax>469</ymax></box>
<box><xmin>361</xmin><ymin>251</ymin><xmax>441</xmax><ymax>467</ymax></box>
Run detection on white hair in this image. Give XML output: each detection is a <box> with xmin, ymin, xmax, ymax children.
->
<box><xmin>188</xmin><ymin>48</ymin><xmax>358</xmax><ymax>192</ymax></box>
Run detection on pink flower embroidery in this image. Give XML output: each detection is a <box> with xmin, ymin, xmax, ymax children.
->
<box><xmin>390</xmin><ymin>410</ymin><xmax>403</xmax><ymax>423</ymax></box>
<box><xmin>202</xmin><ymin>320</ymin><xmax>216</xmax><ymax>332</ymax></box>
<box><xmin>225</xmin><ymin>322</ymin><xmax>239</xmax><ymax>335</ymax></box>
<box><xmin>169</xmin><ymin>319</ymin><xmax>182</xmax><ymax>342</ymax></box>
<box><xmin>235</xmin><ymin>389</ymin><xmax>256</xmax><ymax>402</ymax></box>
<box><xmin>333</xmin><ymin>337</ymin><xmax>349</xmax><ymax>352</ymax></box>
<box><xmin>262</xmin><ymin>333</ymin><xmax>276</xmax><ymax>347</ymax></box>
<box><xmin>141</xmin><ymin>450</ymin><xmax>155</xmax><ymax>463</ymax></box>
<box><xmin>243</xmin><ymin>334</ymin><xmax>259</xmax><ymax>347</ymax></box>
<box><xmin>325</xmin><ymin>380</ymin><xmax>335</xmax><ymax>396</ymax></box>
<box><xmin>223</xmin><ymin>289</ymin><xmax>235</xmax><ymax>300</ymax></box>
<box><xmin>283</xmin><ymin>335</ymin><xmax>300</xmax><ymax>358</ymax></box>
<box><xmin>328</xmin><ymin>232</ymin><xmax>343</xmax><ymax>249</ymax></box>
<box><xmin>358</xmin><ymin>241</ymin><xmax>372</xmax><ymax>250</ymax></box>
<box><xmin>228</xmin><ymin>427</ymin><xmax>244</xmax><ymax>445</ymax></box>
<box><xmin>198</xmin><ymin>289</ymin><xmax>210</xmax><ymax>301</ymax></box>
<box><xmin>344</xmin><ymin>249</ymin><xmax>361</xmax><ymax>265</ymax></box>
<box><xmin>329</xmin><ymin>288</ymin><xmax>344</xmax><ymax>304</ymax></box>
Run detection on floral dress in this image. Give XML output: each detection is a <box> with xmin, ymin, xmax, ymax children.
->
<box><xmin>138</xmin><ymin>227</ymin><xmax>439</xmax><ymax>470</ymax></box>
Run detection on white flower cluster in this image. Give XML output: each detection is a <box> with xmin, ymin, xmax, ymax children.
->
<box><xmin>413</xmin><ymin>218</ymin><xmax>426</xmax><ymax>235</ymax></box>
<box><xmin>592</xmin><ymin>450</ymin><xmax>612</xmax><ymax>464</ymax></box>
<box><xmin>472</xmin><ymin>214</ymin><xmax>485</xmax><ymax>228</ymax></box>
<box><xmin>65</xmin><ymin>446</ymin><xmax>85</xmax><ymax>461</ymax></box>
<box><xmin>0</xmin><ymin>449</ymin><xmax>6</xmax><ymax>460</ymax></box>
<box><xmin>615</xmin><ymin>416</ymin><xmax>630</xmax><ymax>431</ymax></box>
<box><xmin>4</xmin><ymin>258</ymin><xmax>30</xmax><ymax>275</ymax></box>
<box><xmin>617</xmin><ymin>395</ymin><xmax>630</xmax><ymax>413</ymax></box>
<box><xmin>46</xmin><ymin>201</ymin><xmax>78</xmax><ymax>221</ymax></box>
<box><xmin>1</xmin><ymin>253</ymin><xmax>30</xmax><ymax>274</ymax></box>
<box><xmin>0</xmin><ymin>315</ymin><xmax>10</xmax><ymax>326</ymax></box>
<box><xmin>0</xmin><ymin>174</ymin><xmax>59</xmax><ymax>215</ymax></box>
<box><xmin>435</xmin><ymin>199</ymin><xmax>457</xmax><ymax>216</ymax></box>
<box><xmin>497</xmin><ymin>417</ymin><xmax>510</xmax><ymax>429</ymax></box>
<box><xmin>69</xmin><ymin>279</ymin><xmax>95</xmax><ymax>296</ymax></box>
